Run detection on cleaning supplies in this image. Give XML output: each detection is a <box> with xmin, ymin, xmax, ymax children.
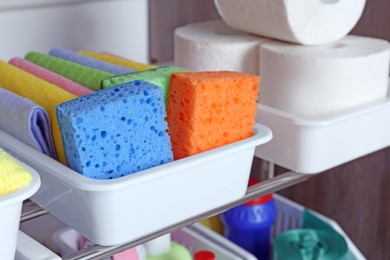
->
<box><xmin>25</xmin><ymin>51</ymin><xmax>114</xmax><ymax>91</ymax></box>
<box><xmin>49</xmin><ymin>47</ymin><xmax>135</xmax><ymax>74</ymax></box>
<box><xmin>0</xmin><ymin>60</ymin><xmax>77</xmax><ymax>164</ymax></box>
<box><xmin>221</xmin><ymin>178</ymin><xmax>276</xmax><ymax>260</ymax></box>
<box><xmin>102</xmin><ymin>66</ymin><xmax>188</xmax><ymax>104</ymax></box>
<box><xmin>79</xmin><ymin>50</ymin><xmax>156</xmax><ymax>71</ymax></box>
<box><xmin>194</xmin><ymin>250</ymin><xmax>215</xmax><ymax>260</ymax></box>
<box><xmin>9</xmin><ymin>57</ymin><xmax>94</xmax><ymax>97</ymax></box>
<box><xmin>145</xmin><ymin>234</ymin><xmax>192</xmax><ymax>260</ymax></box>
<box><xmin>273</xmin><ymin>229</ymin><xmax>348</xmax><ymax>260</ymax></box>
<box><xmin>0</xmin><ymin>87</ymin><xmax>56</xmax><ymax>158</ymax></box>
<box><xmin>167</xmin><ymin>71</ymin><xmax>259</xmax><ymax>160</ymax></box>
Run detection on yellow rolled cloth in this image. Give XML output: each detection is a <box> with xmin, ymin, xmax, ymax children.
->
<box><xmin>78</xmin><ymin>51</ymin><xmax>156</xmax><ymax>71</ymax></box>
<box><xmin>0</xmin><ymin>60</ymin><xmax>77</xmax><ymax>164</ymax></box>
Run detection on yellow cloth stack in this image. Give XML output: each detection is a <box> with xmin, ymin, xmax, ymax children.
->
<box><xmin>0</xmin><ymin>61</ymin><xmax>77</xmax><ymax>164</ymax></box>
<box><xmin>0</xmin><ymin>149</ymin><xmax>32</xmax><ymax>196</ymax></box>
<box><xmin>78</xmin><ymin>51</ymin><xmax>156</xmax><ymax>71</ymax></box>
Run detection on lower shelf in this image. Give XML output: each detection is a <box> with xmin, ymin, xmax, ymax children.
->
<box><xmin>21</xmin><ymin>171</ymin><xmax>311</xmax><ymax>259</ymax></box>
<box><xmin>19</xmin><ymin>192</ymin><xmax>365</xmax><ymax>260</ymax></box>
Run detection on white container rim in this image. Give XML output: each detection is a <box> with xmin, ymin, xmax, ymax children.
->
<box><xmin>0</xmin><ymin>161</ymin><xmax>41</xmax><ymax>208</ymax></box>
<box><xmin>0</xmin><ymin>124</ymin><xmax>272</xmax><ymax>192</ymax></box>
<box><xmin>0</xmin><ymin>0</ymin><xmax>142</xmax><ymax>11</ymax></box>
<box><xmin>258</xmin><ymin>97</ymin><xmax>390</xmax><ymax>128</ymax></box>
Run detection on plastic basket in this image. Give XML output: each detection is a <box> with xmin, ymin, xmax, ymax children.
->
<box><xmin>0</xmin><ymin>160</ymin><xmax>40</xmax><ymax>260</ymax></box>
<box><xmin>0</xmin><ymin>124</ymin><xmax>272</xmax><ymax>246</ymax></box>
<box><xmin>272</xmin><ymin>194</ymin><xmax>366</xmax><ymax>260</ymax></box>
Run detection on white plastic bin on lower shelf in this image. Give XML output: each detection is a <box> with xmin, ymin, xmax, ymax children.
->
<box><xmin>49</xmin><ymin>194</ymin><xmax>364</xmax><ymax>259</ymax></box>
<box><xmin>0</xmin><ymin>123</ymin><xmax>272</xmax><ymax>246</ymax></box>
<box><xmin>255</xmin><ymin>94</ymin><xmax>390</xmax><ymax>174</ymax></box>
<box><xmin>52</xmin><ymin>223</ymin><xmax>258</xmax><ymax>259</ymax></box>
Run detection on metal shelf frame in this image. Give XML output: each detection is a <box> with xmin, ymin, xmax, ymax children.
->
<box><xmin>21</xmin><ymin>170</ymin><xmax>311</xmax><ymax>259</ymax></box>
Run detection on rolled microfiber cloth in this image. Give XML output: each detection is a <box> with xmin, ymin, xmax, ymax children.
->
<box><xmin>49</xmin><ymin>46</ymin><xmax>135</xmax><ymax>74</ymax></box>
<box><xmin>56</xmin><ymin>80</ymin><xmax>173</xmax><ymax>179</ymax></box>
<box><xmin>0</xmin><ymin>60</ymin><xmax>77</xmax><ymax>164</ymax></box>
<box><xmin>79</xmin><ymin>50</ymin><xmax>156</xmax><ymax>71</ymax></box>
<box><xmin>0</xmin><ymin>148</ymin><xmax>32</xmax><ymax>196</ymax></box>
<box><xmin>0</xmin><ymin>87</ymin><xmax>56</xmax><ymax>159</ymax></box>
<box><xmin>9</xmin><ymin>57</ymin><xmax>94</xmax><ymax>97</ymax></box>
<box><xmin>102</xmin><ymin>66</ymin><xmax>189</xmax><ymax>104</ymax></box>
<box><xmin>25</xmin><ymin>51</ymin><xmax>114</xmax><ymax>91</ymax></box>
<box><xmin>167</xmin><ymin>71</ymin><xmax>259</xmax><ymax>160</ymax></box>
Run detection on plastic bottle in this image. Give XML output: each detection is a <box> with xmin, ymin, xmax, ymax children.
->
<box><xmin>221</xmin><ymin>178</ymin><xmax>276</xmax><ymax>260</ymax></box>
<box><xmin>145</xmin><ymin>234</ymin><xmax>192</xmax><ymax>260</ymax></box>
<box><xmin>194</xmin><ymin>250</ymin><xmax>215</xmax><ymax>260</ymax></box>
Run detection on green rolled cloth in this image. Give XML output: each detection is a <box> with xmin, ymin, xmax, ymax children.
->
<box><xmin>274</xmin><ymin>209</ymin><xmax>350</xmax><ymax>260</ymax></box>
<box><xmin>273</xmin><ymin>229</ymin><xmax>348</xmax><ymax>260</ymax></box>
<box><xmin>102</xmin><ymin>66</ymin><xmax>188</xmax><ymax>104</ymax></box>
<box><xmin>25</xmin><ymin>51</ymin><xmax>114</xmax><ymax>91</ymax></box>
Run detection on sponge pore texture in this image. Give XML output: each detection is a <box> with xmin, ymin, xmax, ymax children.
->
<box><xmin>56</xmin><ymin>80</ymin><xmax>173</xmax><ymax>179</ymax></box>
<box><xmin>167</xmin><ymin>71</ymin><xmax>259</xmax><ymax>160</ymax></box>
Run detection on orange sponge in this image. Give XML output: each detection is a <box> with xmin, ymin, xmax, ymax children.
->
<box><xmin>167</xmin><ymin>71</ymin><xmax>259</xmax><ymax>160</ymax></box>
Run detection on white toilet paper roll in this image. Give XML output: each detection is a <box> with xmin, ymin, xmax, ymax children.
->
<box><xmin>214</xmin><ymin>0</ymin><xmax>366</xmax><ymax>45</ymax></box>
<box><xmin>259</xmin><ymin>35</ymin><xmax>390</xmax><ymax>117</ymax></box>
<box><xmin>174</xmin><ymin>20</ymin><xmax>268</xmax><ymax>75</ymax></box>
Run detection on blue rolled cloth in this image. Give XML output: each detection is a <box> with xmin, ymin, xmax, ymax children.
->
<box><xmin>0</xmin><ymin>87</ymin><xmax>56</xmax><ymax>159</ymax></box>
<box><xmin>49</xmin><ymin>46</ymin><xmax>135</xmax><ymax>75</ymax></box>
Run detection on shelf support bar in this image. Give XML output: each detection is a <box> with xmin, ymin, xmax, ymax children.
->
<box><xmin>21</xmin><ymin>200</ymin><xmax>48</xmax><ymax>222</ymax></box>
<box><xmin>62</xmin><ymin>171</ymin><xmax>310</xmax><ymax>260</ymax></box>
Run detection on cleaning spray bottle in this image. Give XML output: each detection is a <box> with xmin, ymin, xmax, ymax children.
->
<box><xmin>221</xmin><ymin>178</ymin><xmax>276</xmax><ymax>260</ymax></box>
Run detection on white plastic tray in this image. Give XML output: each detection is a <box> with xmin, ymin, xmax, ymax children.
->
<box><xmin>15</xmin><ymin>231</ymin><xmax>60</xmax><ymax>260</ymax></box>
<box><xmin>0</xmin><ymin>123</ymin><xmax>272</xmax><ymax>246</ymax></box>
<box><xmin>255</xmin><ymin>97</ymin><xmax>390</xmax><ymax>174</ymax></box>
<box><xmin>0</xmin><ymin>160</ymin><xmax>40</xmax><ymax>260</ymax></box>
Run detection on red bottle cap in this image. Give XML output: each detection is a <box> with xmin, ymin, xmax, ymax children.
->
<box><xmin>194</xmin><ymin>250</ymin><xmax>215</xmax><ymax>260</ymax></box>
<box><xmin>244</xmin><ymin>178</ymin><xmax>273</xmax><ymax>206</ymax></box>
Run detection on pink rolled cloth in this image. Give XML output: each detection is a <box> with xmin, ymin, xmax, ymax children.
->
<box><xmin>9</xmin><ymin>57</ymin><xmax>94</xmax><ymax>97</ymax></box>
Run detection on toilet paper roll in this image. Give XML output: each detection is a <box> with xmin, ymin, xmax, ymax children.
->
<box><xmin>259</xmin><ymin>35</ymin><xmax>390</xmax><ymax>117</ymax></box>
<box><xmin>214</xmin><ymin>0</ymin><xmax>366</xmax><ymax>45</ymax></box>
<box><xmin>174</xmin><ymin>19</ymin><xmax>268</xmax><ymax>75</ymax></box>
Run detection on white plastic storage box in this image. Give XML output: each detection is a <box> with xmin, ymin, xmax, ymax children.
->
<box><xmin>51</xmin><ymin>194</ymin><xmax>364</xmax><ymax>259</ymax></box>
<box><xmin>0</xmin><ymin>0</ymin><xmax>149</xmax><ymax>63</ymax></box>
<box><xmin>0</xmin><ymin>160</ymin><xmax>40</xmax><ymax>260</ymax></box>
<box><xmin>15</xmin><ymin>231</ymin><xmax>61</xmax><ymax>260</ymax></box>
<box><xmin>0</xmin><ymin>124</ymin><xmax>272</xmax><ymax>246</ymax></box>
<box><xmin>272</xmin><ymin>194</ymin><xmax>365</xmax><ymax>259</ymax></box>
<box><xmin>52</xmin><ymin>223</ymin><xmax>257</xmax><ymax>259</ymax></box>
<box><xmin>255</xmin><ymin>90</ymin><xmax>390</xmax><ymax>174</ymax></box>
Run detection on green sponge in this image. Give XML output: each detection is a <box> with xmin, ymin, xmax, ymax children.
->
<box><xmin>25</xmin><ymin>51</ymin><xmax>114</xmax><ymax>91</ymax></box>
<box><xmin>102</xmin><ymin>66</ymin><xmax>188</xmax><ymax>104</ymax></box>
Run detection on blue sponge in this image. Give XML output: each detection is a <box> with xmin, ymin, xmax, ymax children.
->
<box><xmin>56</xmin><ymin>80</ymin><xmax>173</xmax><ymax>179</ymax></box>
